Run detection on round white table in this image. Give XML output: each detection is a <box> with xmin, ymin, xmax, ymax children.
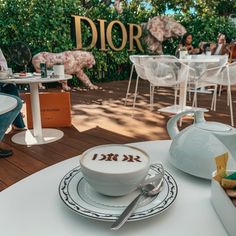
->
<box><xmin>0</xmin><ymin>94</ymin><xmax>17</xmax><ymax>115</ymax></box>
<box><xmin>159</xmin><ymin>55</ymin><xmax>223</xmax><ymax>114</ymax></box>
<box><xmin>1</xmin><ymin>74</ymin><xmax>72</xmax><ymax>145</ymax></box>
<box><xmin>0</xmin><ymin>140</ymin><xmax>227</xmax><ymax>236</ymax></box>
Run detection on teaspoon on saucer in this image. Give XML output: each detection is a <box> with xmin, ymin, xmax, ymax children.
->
<box><xmin>111</xmin><ymin>173</ymin><xmax>164</xmax><ymax>230</ymax></box>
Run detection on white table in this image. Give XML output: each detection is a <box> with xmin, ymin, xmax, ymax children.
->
<box><xmin>159</xmin><ymin>56</ymin><xmax>221</xmax><ymax>114</ymax></box>
<box><xmin>0</xmin><ymin>140</ymin><xmax>227</xmax><ymax>236</ymax></box>
<box><xmin>0</xmin><ymin>94</ymin><xmax>17</xmax><ymax>115</ymax></box>
<box><xmin>1</xmin><ymin>75</ymin><xmax>72</xmax><ymax>145</ymax></box>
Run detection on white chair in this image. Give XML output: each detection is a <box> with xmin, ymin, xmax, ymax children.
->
<box><xmin>191</xmin><ymin>55</ymin><xmax>228</xmax><ymax>109</ymax></box>
<box><xmin>125</xmin><ymin>55</ymin><xmax>180</xmax><ymax>111</ymax></box>
<box><xmin>195</xmin><ymin>61</ymin><xmax>236</xmax><ymax>126</ymax></box>
<box><xmin>124</xmin><ymin>55</ymin><xmax>149</xmax><ymax>107</ymax></box>
<box><xmin>130</xmin><ymin>56</ymin><xmax>154</xmax><ymax>111</ymax></box>
<box><xmin>143</xmin><ymin>56</ymin><xmax>193</xmax><ymax>111</ymax></box>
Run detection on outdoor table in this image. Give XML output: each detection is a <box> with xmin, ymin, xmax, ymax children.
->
<box><xmin>158</xmin><ymin>56</ymin><xmax>221</xmax><ymax>114</ymax></box>
<box><xmin>0</xmin><ymin>94</ymin><xmax>17</xmax><ymax>115</ymax></box>
<box><xmin>0</xmin><ymin>74</ymin><xmax>72</xmax><ymax>145</ymax></box>
<box><xmin>0</xmin><ymin>140</ymin><xmax>227</xmax><ymax>236</ymax></box>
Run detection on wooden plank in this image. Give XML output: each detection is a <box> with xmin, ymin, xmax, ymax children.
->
<box><xmin>1</xmin><ymin>142</ymin><xmax>47</xmax><ymax>174</ymax></box>
<box><xmin>0</xmin><ymin>180</ymin><xmax>7</xmax><ymax>191</ymax></box>
<box><xmin>0</xmin><ymin>159</ymin><xmax>28</xmax><ymax>187</ymax></box>
<box><xmin>2</xmin><ymin>135</ymin><xmax>67</xmax><ymax>166</ymax></box>
<box><xmin>84</xmin><ymin>126</ymin><xmax>140</xmax><ymax>143</ymax></box>
<box><xmin>0</xmin><ymin>79</ymin><xmax>235</xmax><ymax>192</ymax></box>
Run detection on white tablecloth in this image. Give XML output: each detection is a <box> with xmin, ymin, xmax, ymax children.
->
<box><xmin>0</xmin><ymin>140</ymin><xmax>227</xmax><ymax>236</ymax></box>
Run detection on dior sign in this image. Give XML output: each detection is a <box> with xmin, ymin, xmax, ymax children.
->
<box><xmin>72</xmin><ymin>15</ymin><xmax>144</xmax><ymax>52</ymax></box>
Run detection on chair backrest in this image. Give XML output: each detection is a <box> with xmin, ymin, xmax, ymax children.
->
<box><xmin>222</xmin><ymin>61</ymin><xmax>236</xmax><ymax>86</ymax></box>
<box><xmin>199</xmin><ymin>65</ymin><xmax>225</xmax><ymax>85</ymax></box>
<box><xmin>129</xmin><ymin>55</ymin><xmax>168</xmax><ymax>80</ymax></box>
<box><xmin>187</xmin><ymin>55</ymin><xmax>228</xmax><ymax>79</ymax></box>
<box><xmin>129</xmin><ymin>55</ymin><xmax>148</xmax><ymax>65</ymax></box>
<box><xmin>199</xmin><ymin>61</ymin><xmax>236</xmax><ymax>86</ymax></box>
<box><xmin>132</xmin><ymin>61</ymin><xmax>147</xmax><ymax>80</ymax></box>
<box><xmin>144</xmin><ymin>56</ymin><xmax>191</xmax><ymax>86</ymax></box>
<box><xmin>229</xmin><ymin>42</ymin><xmax>236</xmax><ymax>62</ymax></box>
<box><xmin>206</xmin><ymin>55</ymin><xmax>228</xmax><ymax>68</ymax></box>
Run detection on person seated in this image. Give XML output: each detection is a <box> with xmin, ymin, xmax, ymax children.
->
<box><xmin>229</xmin><ymin>40</ymin><xmax>236</xmax><ymax>62</ymax></box>
<box><xmin>199</xmin><ymin>41</ymin><xmax>211</xmax><ymax>54</ymax></box>
<box><xmin>0</xmin><ymin>93</ymin><xmax>23</xmax><ymax>157</ymax></box>
<box><xmin>210</xmin><ymin>33</ymin><xmax>231</xmax><ymax>55</ymax></box>
<box><xmin>176</xmin><ymin>33</ymin><xmax>201</xmax><ymax>56</ymax></box>
<box><xmin>0</xmin><ymin>48</ymin><xmax>25</xmax><ymax>131</ymax></box>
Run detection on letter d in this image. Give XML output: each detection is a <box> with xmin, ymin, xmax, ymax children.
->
<box><xmin>72</xmin><ymin>15</ymin><xmax>98</xmax><ymax>50</ymax></box>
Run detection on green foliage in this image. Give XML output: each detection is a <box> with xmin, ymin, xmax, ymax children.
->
<box><xmin>0</xmin><ymin>0</ymin><xmax>235</xmax><ymax>84</ymax></box>
<box><xmin>164</xmin><ymin>14</ymin><xmax>236</xmax><ymax>55</ymax></box>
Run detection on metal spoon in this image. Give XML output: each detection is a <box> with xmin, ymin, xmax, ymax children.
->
<box><xmin>111</xmin><ymin>178</ymin><xmax>164</xmax><ymax>230</ymax></box>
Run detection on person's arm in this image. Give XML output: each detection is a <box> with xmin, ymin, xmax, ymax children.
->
<box><xmin>188</xmin><ymin>45</ymin><xmax>194</xmax><ymax>54</ymax></box>
<box><xmin>175</xmin><ymin>43</ymin><xmax>183</xmax><ymax>57</ymax></box>
<box><xmin>0</xmin><ymin>49</ymin><xmax>8</xmax><ymax>71</ymax></box>
<box><xmin>224</xmin><ymin>44</ymin><xmax>231</xmax><ymax>55</ymax></box>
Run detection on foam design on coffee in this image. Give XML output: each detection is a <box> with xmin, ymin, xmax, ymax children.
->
<box><xmin>81</xmin><ymin>145</ymin><xmax>149</xmax><ymax>174</ymax></box>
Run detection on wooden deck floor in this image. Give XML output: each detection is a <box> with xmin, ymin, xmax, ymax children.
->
<box><xmin>1</xmin><ymin>79</ymin><xmax>235</xmax><ymax>191</ymax></box>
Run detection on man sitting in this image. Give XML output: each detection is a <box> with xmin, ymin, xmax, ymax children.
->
<box><xmin>210</xmin><ymin>33</ymin><xmax>231</xmax><ymax>55</ymax></box>
<box><xmin>0</xmin><ymin>48</ymin><xmax>25</xmax><ymax>130</ymax></box>
<box><xmin>0</xmin><ymin>93</ymin><xmax>23</xmax><ymax>157</ymax></box>
<box><xmin>0</xmin><ymin>47</ymin><xmax>25</xmax><ymax>157</ymax></box>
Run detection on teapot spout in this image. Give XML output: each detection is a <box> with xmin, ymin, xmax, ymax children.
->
<box><xmin>214</xmin><ymin>132</ymin><xmax>236</xmax><ymax>157</ymax></box>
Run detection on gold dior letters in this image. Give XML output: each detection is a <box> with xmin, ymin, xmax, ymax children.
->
<box><xmin>72</xmin><ymin>15</ymin><xmax>144</xmax><ymax>52</ymax></box>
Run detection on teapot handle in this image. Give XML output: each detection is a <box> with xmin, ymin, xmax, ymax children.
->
<box><xmin>167</xmin><ymin>109</ymin><xmax>208</xmax><ymax>139</ymax></box>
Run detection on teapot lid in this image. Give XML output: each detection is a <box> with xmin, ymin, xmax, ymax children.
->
<box><xmin>195</xmin><ymin>122</ymin><xmax>232</xmax><ymax>132</ymax></box>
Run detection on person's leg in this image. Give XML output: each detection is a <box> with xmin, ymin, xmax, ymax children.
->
<box><xmin>1</xmin><ymin>84</ymin><xmax>25</xmax><ymax>128</ymax></box>
<box><xmin>0</xmin><ymin>93</ymin><xmax>22</xmax><ymax>157</ymax></box>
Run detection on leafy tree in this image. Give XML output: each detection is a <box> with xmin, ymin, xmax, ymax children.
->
<box><xmin>0</xmin><ymin>0</ymin><xmax>235</xmax><ymax>84</ymax></box>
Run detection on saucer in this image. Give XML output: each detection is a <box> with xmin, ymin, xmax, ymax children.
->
<box><xmin>33</xmin><ymin>71</ymin><xmax>53</xmax><ymax>77</ymax></box>
<box><xmin>33</xmin><ymin>72</ymin><xmax>41</xmax><ymax>76</ymax></box>
<box><xmin>14</xmin><ymin>72</ymin><xmax>33</xmax><ymax>78</ymax></box>
<box><xmin>59</xmin><ymin>164</ymin><xmax>178</xmax><ymax>222</ymax></box>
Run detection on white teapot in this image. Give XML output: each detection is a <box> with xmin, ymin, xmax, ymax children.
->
<box><xmin>167</xmin><ymin>109</ymin><xmax>236</xmax><ymax>179</ymax></box>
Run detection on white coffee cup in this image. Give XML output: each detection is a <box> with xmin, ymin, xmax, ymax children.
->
<box><xmin>80</xmin><ymin>144</ymin><xmax>150</xmax><ymax>196</ymax></box>
<box><xmin>53</xmin><ymin>64</ymin><xmax>64</xmax><ymax>78</ymax></box>
<box><xmin>8</xmin><ymin>68</ymin><xmax>13</xmax><ymax>75</ymax></box>
<box><xmin>179</xmin><ymin>50</ymin><xmax>187</xmax><ymax>59</ymax></box>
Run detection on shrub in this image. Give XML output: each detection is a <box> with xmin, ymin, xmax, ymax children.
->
<box><xmin>0</xmin><ymin>1</ymin><xmax>235</xmax><ymax>84</ymax></box>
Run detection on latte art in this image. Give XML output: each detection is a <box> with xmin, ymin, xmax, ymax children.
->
<box><xmin>81</xmin><ymin>145</ymin><xmax>149</xmax><ymax>174</ymax></box>
<box><xmin>92</xmin><ymin>153</ymin><xmax>142</xmax><ymax>162</ymax></box>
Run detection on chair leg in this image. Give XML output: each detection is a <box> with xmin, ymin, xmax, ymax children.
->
<box><xmin>192</xmin><ymin>89</ymin><xmax>197</xmax><ymax>108</ymax></box>
<box><xmin>132</xmin><ymin>76</ymin><xmax>140</xmax><ymax>113</ymax></box>
<box><xmin>188</xmin><ymin>90</ymin><xmax>191</xmax><ymax>102</ymax></box>
<box><xmin>174</xmin><ymin>86</ymin><xmax>177</xmax><ymax>105</ymax></box>
<box><xmin>124</xmin><ymin>64</ymin><xmax>134</xmax><ymax>106</ymax></box>
<box><xmin>150</xmin><ymin>84</ymin><xmax>154</xmax><ymax>111</ymax></box>
<box><xmin>179</xmin><ymin>115</ymin><xmax>183</xmax><ymax>127</ymax></box>
<box><xmin>228</xmin><ymin>88</ymin><xmax>234</xmax><ymax>126</ymax></box>
<box><xmin>227</xmin><ymin>87</ymin><xmax>230</xmax><ymax>106</ymax></box>
<box><xmin>211</xmin><ymin>85</ymin><xmax>217</xmax><ymax>111</ymax></box>
<box><xmin>218</xmin><ymin>85</ymin><xmax>222</xmax><ymax>97</ymax></box>
<box><xmin>187</xmin><ymin>82</ymin><xmax>191</xmax><ymax>102</ymax></box>
<box><xmin>149</xmin><ymin>84</ymin><xmax>152</xmax><ymax>110</ymax></box>
<box><xmin>214</xmin><ymin>85</ymin><xmax>217</xmax><ymax>111</ymax></box>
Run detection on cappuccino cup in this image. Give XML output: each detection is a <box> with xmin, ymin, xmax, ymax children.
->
<box><xmin>80</xmin><ymin>144</ymin><xmax>150</xmax><ymax>196</ymax></box>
